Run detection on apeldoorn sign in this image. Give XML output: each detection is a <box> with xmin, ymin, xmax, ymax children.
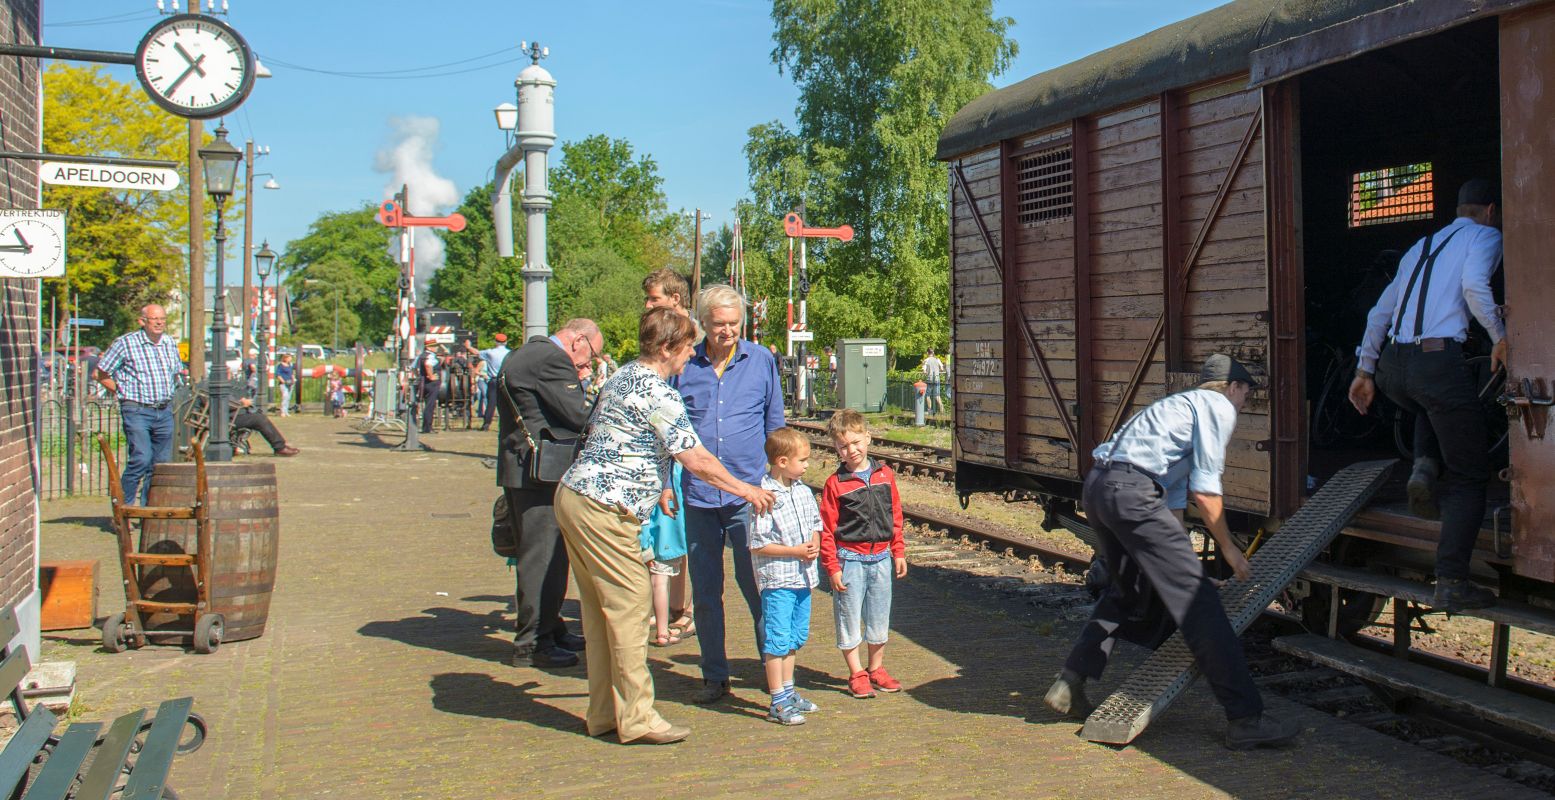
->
<box><xmin>40</xmin><ymin>162</ymin><xmax>180</xmax><ymax>191</ymax></box>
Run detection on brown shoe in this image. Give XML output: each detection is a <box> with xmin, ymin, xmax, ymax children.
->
<box><xmin>625</xmin><ymin>724</ymin><xmax>690</xmax><ymax>745</ymax></box>
<box><xmin>276</xmin><ymin>446</ymin><xmax>301</xmax><ymax>457</ymax></box>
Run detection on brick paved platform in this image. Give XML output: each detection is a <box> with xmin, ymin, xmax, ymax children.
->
<box><xmin>36</xmin><ymin>417</ymin><xmax>1549</xmax><ymax>799</ymax></box>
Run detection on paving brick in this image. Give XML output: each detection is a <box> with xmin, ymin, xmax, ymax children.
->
<box><xmin>34</xmin><ymin>418</ymin><xmax>1552</xmax><ymax>799</ymax></box>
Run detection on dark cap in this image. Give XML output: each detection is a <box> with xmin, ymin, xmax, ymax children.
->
<box><xmin>1199</xmin><ymin>354</ymin><xmax>1260</xmax><ymax>387</ymax></box>
<box><xmin>1458</xmin><ymin>178</ymin><xmax>1498</xmax><ymax>207</ymax></box>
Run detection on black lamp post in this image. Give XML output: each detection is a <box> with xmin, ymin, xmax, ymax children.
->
<box><xmin>200</xmin><ymin>124</ymin><xmax>244</xmax><ymax>462</ymax></box>
<box><xmin>254</xmin><ymin>239</ymin><xmax>277</xmax><ymax>410</ymax></box>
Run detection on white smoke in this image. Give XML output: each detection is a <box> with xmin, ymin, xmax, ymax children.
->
<box><xmin>374</xmin><ymin>116</ymin><xmax>460</xmax><ymax>293</ymax></box>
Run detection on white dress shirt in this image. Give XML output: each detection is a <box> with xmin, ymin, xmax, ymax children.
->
<box><xmin>1091</xmin><ymin>389</ymin><xmax>1239</xmax><ymax>510</ymax></box>
<box><xmin>1355</xmin><ymin>216</ymin><xmax>1504</xmax><ymax>374</ymax></box>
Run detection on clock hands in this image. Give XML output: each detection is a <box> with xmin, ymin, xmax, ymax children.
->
<box><xmin>173</xmin><ymin>42</ymin><xmax>208</xmax><ymax>78</ymax></box>
<box><xmin>0</xmin><ymin>229</ymin><xmax>32</xmax><ymax>254</ymax></box>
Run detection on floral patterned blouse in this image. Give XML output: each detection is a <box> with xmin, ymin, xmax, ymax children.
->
<box><xmin>562</xmin><ymin>361</ymin><xmax>702</xmax><ymax>522</ymax></box>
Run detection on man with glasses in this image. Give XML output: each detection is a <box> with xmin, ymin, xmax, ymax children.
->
<box><xmin>494</xmin><ymin>318</ymin><xmax>604</xmax><ymax>668</ymax></box>
<box><xmin>95</xmin><ymin>304</ymin><xmax>183</xmax><ymax>505</ymax></box>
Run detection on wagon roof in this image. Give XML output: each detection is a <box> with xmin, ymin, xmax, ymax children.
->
<box><xmin>937</xmin><ymin>0</ymin><xmax>1493</xmax><ymax>160</ymax></box>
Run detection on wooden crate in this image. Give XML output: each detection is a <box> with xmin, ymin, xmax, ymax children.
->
<box><xmin>39</xmin><ymin>560</ymin><xmax>97</xmax><ymax>631</ymax></box>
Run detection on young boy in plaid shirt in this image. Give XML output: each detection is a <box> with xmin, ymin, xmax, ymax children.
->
<box><xmin>820</xmin><ymin>409</ymin><xmax>907</xmax><ymax>699</ymax></box>
<box><xmin>748</xmin><ymin>427</ymin><xmax>822</xmax><ymax>725</ymax></box>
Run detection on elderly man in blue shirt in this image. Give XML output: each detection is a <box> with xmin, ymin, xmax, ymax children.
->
<box><xmin>95</xmin><ymin>304</ymin><xmax>183</xmax><ymax>505</ymax></box>
<box><xmin>679</xmin><ymin>284</ymin><xmax>786</xmax><ymax>704</ymax></box>
<box><xmin>1044</xmin><ymin>354</ymin><xmax>1299</xmax><ymax>751</ymax></box>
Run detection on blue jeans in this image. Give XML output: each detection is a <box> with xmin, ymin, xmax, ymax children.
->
<box><xmin>687</xmin><ymin>504</ymin><xmax>763</xmax><ymax>683</ymax></box>
<box><xmin>759</xmin><ymin>588</ymin><xmax>811</xmax><ymax>657</ymax></box>
<box><xmin>120</xmin><ymin>404</ymin><xmax>173</xmax><ymax>506</ymax></box>
<box><xmin>833</xmin><ymin>557</ymin><xmax>893</xmax><ymax>650</ymax></box>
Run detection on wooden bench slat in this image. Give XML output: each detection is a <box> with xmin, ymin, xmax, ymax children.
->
<box><xmin>0</xmin><ymin>708</ymin><xmax>57</xmax><ymax>797</ymax></box>
<box><xmin>74</xmin><ymin>710</ymin><xmax>145</xmax><ymax>800</ymax></box>
<box><xmin>0</xmin><ymin>606</ymin><xmax>19</xmax><ymax>649</ymax></box>
<box><xmin>22</xmin><ymin>722</ymin><xmax>102</xmax><ymax>800</ymax></box>
<box><xmin>0</xmin><ymin>644</ymin><xmax>33</xmax><ymax>716</ymax></box>
<box><xmin>122</xmin><ymin>697</ymin><xmax>194</xmax><ymax>800</ymax></box>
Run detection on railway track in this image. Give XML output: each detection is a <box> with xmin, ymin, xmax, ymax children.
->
<box><xmin>900</xmin><ymin>517</ymin><xmax>1555</xmax><ymax>792</ymax></box>
<box><xmin>789</xmin><ymin>420</ymin><xmax>955</xmax><ymax>482</ymax></box>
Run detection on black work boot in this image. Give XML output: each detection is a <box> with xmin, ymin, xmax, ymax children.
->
<box><xmin>1226</xmin><ymin>713</ymin><xmax>1300</xmax><ymax>750</ymax></box>
<box><xmin>1431</xmin><ymin>578</ymin><xmax>1496</xmax><ymax>613</ymax></box>
<box><xmin>691</xmin><ymin>680</ymin><xmax>730</xmax><ymax>705</ymax></box>
<box><xmin>1043</xmin><ymin>670</ymin><xmax>1093</xmax><ymax>719</ymax></box>
<box><xmin>1406</xmin><ymin>457</ymin><xmax>1440</xmax><ymax>520</ymax></box>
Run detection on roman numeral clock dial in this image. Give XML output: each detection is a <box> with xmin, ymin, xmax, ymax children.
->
<box><xmin>134</xmin><ymin>14</ymin><xmax>255</xmax><ymax>119</ymax></box>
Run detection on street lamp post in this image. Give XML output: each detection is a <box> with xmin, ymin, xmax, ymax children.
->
<box><xmin>200</xmin><ymin>125</ymin><xmax>244</xmax><ymax>462</ymax></box>
<box><xmin>240</xmin><ymin>140</ymin><xmax>273</xmax><ymax>362</ymax></box>
<box><xmin>254</xmin><ymin>240</ymin><xmax>277</xmax><ymax>410</ymax></box>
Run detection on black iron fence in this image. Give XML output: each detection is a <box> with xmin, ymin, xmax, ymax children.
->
<box><xmin>39</xmin><ymin>397</ymin><xmax>125</xmax><ymax>500</ymax></box>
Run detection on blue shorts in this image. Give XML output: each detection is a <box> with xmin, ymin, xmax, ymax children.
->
<box><xmin>760</xmin><ymin>588</ymin><xmax>812</xmax><ymax>657</ymax></box>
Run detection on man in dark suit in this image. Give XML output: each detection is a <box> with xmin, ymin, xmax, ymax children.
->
<box><xmin>496</xmin><ymin>318</ymin><xmax>603</xmax><ymax>668</ymax></box>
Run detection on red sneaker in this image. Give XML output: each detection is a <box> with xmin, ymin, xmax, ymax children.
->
<box><xmin>848</xmin><ymin>671</ymin><xmax>876</xmax><ymax>699</ymax></box>
<box><xmin>869</xmin><ymin>667</ymin><xmax>902</xmax><ymax>693</ymax></box>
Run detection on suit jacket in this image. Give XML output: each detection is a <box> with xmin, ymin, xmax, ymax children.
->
<box><xmin>496</xmin><ymin>335</ymin><xmax>591</xmax><ymax>489</ymax></box>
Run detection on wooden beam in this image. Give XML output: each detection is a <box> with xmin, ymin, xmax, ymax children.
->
<box><xmin>1072</xmin><ymin>118</ymin><xmax>1096</xmax><ymax>471</ymax></box>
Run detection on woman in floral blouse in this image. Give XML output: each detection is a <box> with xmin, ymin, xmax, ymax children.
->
<box><xmin>556</xmin><ymin>307</ymin><xmax>774</xmax><ymax>746</ymax></box>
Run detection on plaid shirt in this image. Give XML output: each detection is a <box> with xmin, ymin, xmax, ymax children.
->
<box><xmin>748</xmin><ymin>475</ymin><xmax>821</xmax><ymax>591</ymax></box>
<box><xmin>97</xmin><ymin>330</ymin><xmax>182</xmax><ymax>406</ymax></box>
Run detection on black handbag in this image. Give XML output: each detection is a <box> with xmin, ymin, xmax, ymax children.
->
<box><xmin>498</xmin><ymin>374</ymin><xmax>583</xmax><ymax>484</ymax></box>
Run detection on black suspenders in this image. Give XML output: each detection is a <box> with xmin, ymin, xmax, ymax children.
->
<box><xmin>1391</xmin><ymin>228</ymin><xmax>1463</xmax><ymax>340</ymax></box>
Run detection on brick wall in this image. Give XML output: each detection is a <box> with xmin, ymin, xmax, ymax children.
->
<box><xmin>0</xmin><ymin>0</ymin><xmax>42</xmax><ymax>650</ymax></box>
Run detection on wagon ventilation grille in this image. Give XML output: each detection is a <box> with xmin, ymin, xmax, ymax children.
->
<box><xmin>1015</xmin><ymin>145</ymin><xmax>1073</xmax><ymax>225</ymax></box>
<box><xmin>1349</xmin><ymin>162</ymin><xmax>1433</xmax><ymax>227</ymax></box>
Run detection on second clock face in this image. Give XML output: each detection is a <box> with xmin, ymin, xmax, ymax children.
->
<box><xmin>135</xmin><ymin>14</ymin><xmax>256</xmax><ymax>119</ymax></box>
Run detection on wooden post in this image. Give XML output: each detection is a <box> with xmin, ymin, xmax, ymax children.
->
<box><xmin>188</xmin><ymin>119</ymin><xmax>206</xmax><ymax>378</ymax></box>
<box><xmin>692</xmin><ymin>208</ymin><xmax>703</xmax><ymax>302</ymax></box>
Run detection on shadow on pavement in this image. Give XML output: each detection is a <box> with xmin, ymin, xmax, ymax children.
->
<box><xmin>430</xmin><ymin>672</ymin><xmax>588</xmax><ymax>736</ymax></box>
<box><xmin>358</xmin><ymin>605</ymin><xmax>513</xmax><ymax>665</ymax></box>
<box><xmin>45</xmin><ymin>515</ymin><xmax>115</xmax><ymax>534</ymax></box>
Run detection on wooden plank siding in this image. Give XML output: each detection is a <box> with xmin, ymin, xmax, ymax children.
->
<box><xmin>950</xmin><ymin>146</ymin><xmax>1007</xmax><ymax>464</ymax></box>
<box><xmin>949</xmin><ymin>78</ymin><xmax>1274</xmax><ymax>513</ymax></box>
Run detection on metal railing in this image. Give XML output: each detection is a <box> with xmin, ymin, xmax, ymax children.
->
<box><xmin>39</xmin><ymin>397</ymin><xmax>125</xmax><ymax>500</ymax></box>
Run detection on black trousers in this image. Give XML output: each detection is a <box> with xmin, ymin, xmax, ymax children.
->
<box><xmin>420</xmin><ymin>380</ymin><xmax>440</xmax><ymax>433</ymax></box>
<box><xmin>1063</xmin><ymin>465</ymin><xmax>1263</xmax><ymax>721</ymax></box>
<box><xmin>1375</xmin><ymin>340</ymin><xmax>1488</xmax><ymax>580</ymax></box>
<box><xmin>232</xmin><ymin>411</ymin><xmax>285</xmax><ymax>452</ymax></box>
<box><xmin>504</xmin><ymin>484</ymin><xmax>571</xmax><ymax>652</ymax></box>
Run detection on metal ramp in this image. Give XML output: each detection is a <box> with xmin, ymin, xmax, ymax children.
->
<box><xmin>1080</xmin><ymin>459</ymin><xmax>1396</xmax><ymax>745</ymax></box>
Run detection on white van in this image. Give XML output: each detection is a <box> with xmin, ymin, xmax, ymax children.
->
<box><xmin>299</xmin><ymin>344</ymin><xmax>327</xmax><ymax>361</ymax></box>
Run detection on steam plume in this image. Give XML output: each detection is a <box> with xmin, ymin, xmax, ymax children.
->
<box><xmin>374</xmin><ymin>116</ymin><xmax>459</xmax><ymax>292</ymax></box>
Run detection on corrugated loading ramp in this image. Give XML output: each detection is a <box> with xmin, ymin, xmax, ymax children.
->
<box><xmin>1080</xmin><ymin>459</ymin><xmax>1396</xmax><ymax>745</ymax></box>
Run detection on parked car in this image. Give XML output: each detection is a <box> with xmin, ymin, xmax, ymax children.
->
<box><xmin>299</xmin><ymin>344</ymin><xmax>326</xmax><ymax>361</ymax></box>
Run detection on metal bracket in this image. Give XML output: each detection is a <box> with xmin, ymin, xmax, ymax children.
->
<box><xmin>1491</xmin><ymin>504</ymin><xmax>1514</xmax><ymax>560</ymax></box>
<box><xmin>1500</xmin><ymin>376</ymin><xmax>1553</xmax><ymax>439</ymax></box>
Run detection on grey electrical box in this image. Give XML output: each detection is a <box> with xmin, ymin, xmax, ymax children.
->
<box><xmin>837</xmin><ymin>338</ymin><xmax>888</xmax><ymax>413</ymax></box>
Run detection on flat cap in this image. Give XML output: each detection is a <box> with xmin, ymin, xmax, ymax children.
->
<box><xmin>1200</xmin><ymin>354</ymin><xmax>1260</xmax><ymax>387</ymax></box>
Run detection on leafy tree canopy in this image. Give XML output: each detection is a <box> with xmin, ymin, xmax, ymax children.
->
<box><xmin>279</xmin><ymin>204</ymin><xmax>399</xmax><ymax>346</ymax></box>
<box><xmin>742</xmin><ymin>0</ymin><xmax>1016</xmax><ymax>356</ymax></box>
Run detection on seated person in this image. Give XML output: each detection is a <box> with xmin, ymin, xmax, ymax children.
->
<box><xmin>230</xmin><ymin>396</ymin><xmax>300</xmax><ymax>456</ymax></box>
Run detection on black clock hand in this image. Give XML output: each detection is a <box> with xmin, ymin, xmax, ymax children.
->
<box><xmin>173</xmin><ymin>43</ymin><xmax>208</xmax><ymax>77</ymax></box>
<box><xmin>0</xmin><ymin>245</ymin><xmax>28</xmax><ymax>253</ymax></box>
<box><xmin>165</xmin><ymin>63</ymin><xmax>199</xmax><ymax>98</ymax></box>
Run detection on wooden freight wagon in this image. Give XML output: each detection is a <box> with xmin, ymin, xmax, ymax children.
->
<box><xmin>939</xmin><ymin>0</ymin><xmax>1555</xmax><ymax>633</ymax></box>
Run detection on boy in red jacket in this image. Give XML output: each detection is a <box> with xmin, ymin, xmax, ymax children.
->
<box><xmin>819</xmin><ymin>409</ymin><xmax>907</xmax><ymax>699</ymax></box>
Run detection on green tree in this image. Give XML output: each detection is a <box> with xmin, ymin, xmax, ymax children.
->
<box><xmin>40</xmin><ymin>64</ymin><xmax>203</xmax><ymax>342</ymax></box>
<box><xmin>427</xmin><ymin>181</ymin><xmax>524</xmax><ymax>344</ymax></box>
<box><xmin>746</xmin><ymin>0</ymin><xmax>1016</xmax><ymax>354</ymax></box>
<box><xmin>280</xmin><ymin>204</ymin><xmax>399</xmax><ymax>345</ymax></box>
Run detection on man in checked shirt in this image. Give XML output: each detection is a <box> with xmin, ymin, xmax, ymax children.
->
<box><xmin>95</xmin><ymin>305</ymin><xmax>184</xmax><ymax>505</ymax></box>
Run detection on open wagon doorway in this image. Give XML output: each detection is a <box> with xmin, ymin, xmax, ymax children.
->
<box><xmin>1292</xmin><ymin>18</ymin><xmax>1506</xmax><ymax>537</ymax></box>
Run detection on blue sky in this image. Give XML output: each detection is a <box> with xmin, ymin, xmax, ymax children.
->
<box><xmin>42</xmin><ymin>0</ymin><xmax>1222</xmax><ymax>278</ymax></box>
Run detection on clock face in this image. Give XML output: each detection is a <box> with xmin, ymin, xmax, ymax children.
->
<box><xmin>0</xmin><ymin>215</ymin><xmax>66</xmax><ymax>278</ymax></box>
<box><xmin>134</xmin><ymin>14</ymin><xmax>256</xmax><ymax>119</ymax></box>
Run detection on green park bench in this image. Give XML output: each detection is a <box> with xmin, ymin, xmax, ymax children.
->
<box><xmin>0</xmin><ymin>604</ymin><xmax>206</xmax><ymax>799</ymax></box>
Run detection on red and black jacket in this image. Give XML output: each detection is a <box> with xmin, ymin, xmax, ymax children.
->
<box><xmin>819</xmin><ymin>460</ymin><xmax>905</xmax><ymax>576</ymax></box>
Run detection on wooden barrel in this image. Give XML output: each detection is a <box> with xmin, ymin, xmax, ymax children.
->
<box><xmin>138</xmin><ymin>461</ymin><xmax>279</xmax><ymax>642</ymax></box>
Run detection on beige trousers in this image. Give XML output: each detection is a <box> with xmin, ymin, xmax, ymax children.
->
<box><xmin>554</xmin><ymin>485</ymin><xmax>669</xmax><ymax>742</ymax></box>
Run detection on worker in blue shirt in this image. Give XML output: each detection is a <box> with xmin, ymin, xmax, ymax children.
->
<box><xmin>1045</xmin><ymin>354</ymin><xmax>1299</xmax><ymax>750</ymax></box>
<box><xmin>1349</xmin><ymin>179</ymin><xmax>1505</xmax><ymax>613</ymax></box>
<box><xmin>478</xmin><ymin>333</ymin><xmax>511</xmax><ymax>431</ymax></box>
<box><xmin>677</xmin><ymin>284</ymin><xmax>786</xmax><ymax>704</ymax></box>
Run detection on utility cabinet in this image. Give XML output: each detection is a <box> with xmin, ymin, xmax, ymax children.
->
<box><xmin>836</xmin><ymin>338</ymin><xmax>888</xmax><ymax>413</ymax></box>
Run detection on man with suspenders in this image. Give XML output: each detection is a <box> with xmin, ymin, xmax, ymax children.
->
<box><xmin>1349</xmin><ymin>179</ymin><xmax>1505</xmax><ymax>613</ymax></box>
